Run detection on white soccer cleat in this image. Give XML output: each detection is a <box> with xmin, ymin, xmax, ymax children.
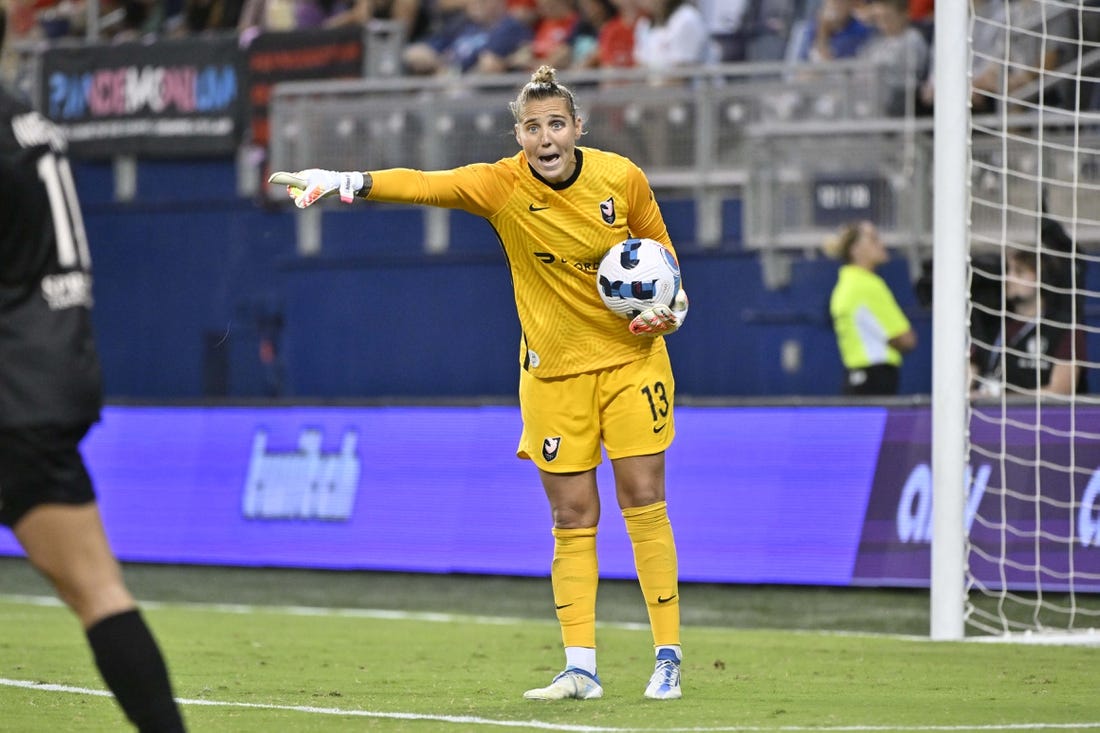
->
<box><xmin>644</xmin><ymin>649</ymin><xmax>682</xmax><ymax>700</ymax></box>
<box><xmin>523</xmin><ymin>668</ymin><xmax>603</xmax><ymax>700</ymax></box>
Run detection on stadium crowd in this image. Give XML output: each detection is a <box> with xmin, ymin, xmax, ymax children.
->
<box><xmin>3</xmin><ymin>0</ymin><xmax>931</xmax><ymax>69</ymax></box>
<box><xmin>5</xmin><ymin>0</ymin><xmax>1100</xmax><ymax>116</ymax></box>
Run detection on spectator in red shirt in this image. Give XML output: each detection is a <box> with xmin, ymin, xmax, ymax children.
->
<box><xmin>592</xmin><ymin>0</ymin><xmax>643</xmax><ymax>67</ymax></box>
<box><xmin>8</xmin><ymin>0</ymin><xmax>45</xmax><ymax>38</ymax></box>
<box><xmin>570</xmin><ymin>0</ymin><xmax>617</xmax><ymax>68</ymax></box>
<box><xmin>482</xmin><ymin>0</ymin><xmax>578</xmax><ymax>71</ymax></box>
<box><xmin>909</xmin><ymin>0</ymin><xmax>932</xmax><ymax>21</ymax></box>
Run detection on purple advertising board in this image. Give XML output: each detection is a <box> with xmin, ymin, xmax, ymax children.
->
<box><xmin>2</xmin><ymin>404</ymin><xmax>1098</xmax><ymax>590</ymax></box>
<box><xmin>852</xmin><ymin>406</ymin><xmax>1100</xmax><ymax>591</ymax></box>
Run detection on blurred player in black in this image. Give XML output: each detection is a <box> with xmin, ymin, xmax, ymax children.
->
<box><xmin>0</xmin><ymin>9</ymin><xmax>186</xmax><ymax>731</ymax></box>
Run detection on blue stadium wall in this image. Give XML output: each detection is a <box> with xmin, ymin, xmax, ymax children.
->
<box><xmin>78</xmin><ymin>158</ymin><xmax>938</xmax><ymax>399</ymax></box>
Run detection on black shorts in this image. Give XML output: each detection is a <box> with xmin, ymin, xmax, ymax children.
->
<box><xmin>843</xmin><ymin>364</ymin><xmax>901</xmax><ymax>397</ymax></box>
<box><xmin>0</xmin><ymin>424</ymin><xmax>96</xmax><ymax>528</ymax></box>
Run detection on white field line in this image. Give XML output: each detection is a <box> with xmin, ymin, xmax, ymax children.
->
<box><xmin>3</xmin><ymin>594</ymin><xmax>1098</xmax><ymax>731</ymax></box>
<box><xmin>1</xmin><ymin>677</ymin><xmax>1099</xmax><ymax>733</ymax></box>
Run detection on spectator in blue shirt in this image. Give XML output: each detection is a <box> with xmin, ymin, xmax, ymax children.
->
<box><xmin>796</xmin><ymin>0</ymin><xmax>873</xmax><ymax>62</ymax></box>
<box><xmin>402</xmin><ymin>0</ymin><xmax>533</xmax><ymax>74</ymax></box>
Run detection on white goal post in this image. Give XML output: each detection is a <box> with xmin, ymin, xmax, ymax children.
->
<box><xmin>930</xmin><ymin>0</ymin><xmax>969</xmax><ymax>642</ymax></box>
<box><xmin>933</xmin><ymin>0</ymin><xmax>1100</xmax><ymax>642</ymax></box>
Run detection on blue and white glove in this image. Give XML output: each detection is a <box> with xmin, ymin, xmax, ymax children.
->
<box><xmin>630</xmin><ymin>289</ymin><xmax>689</xmax><ymax>336</ymax></box>
<box><xmin>268</xmin><ymin>169</ymin><xmax>364</xmax><ymax>208</ymax></box>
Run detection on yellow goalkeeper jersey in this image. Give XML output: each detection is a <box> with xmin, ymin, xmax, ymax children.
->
<box><xmin>366</xmin><ymin>147</ymin><xmax>677</xmax><ymax>379</ymax></box>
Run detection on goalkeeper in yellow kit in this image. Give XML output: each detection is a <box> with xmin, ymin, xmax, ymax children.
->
<box><xmin>271</xmin><ymin>65</ymin><xmax>688</xmax><ymax>701</ymax></box>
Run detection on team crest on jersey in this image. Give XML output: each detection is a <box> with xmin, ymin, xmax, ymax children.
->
<box><xmin>542</xmin><ymin>437</ymin><xmax>562</xmax><ymax>462</ymax></box>
<box><xmin>599</xmin><ymin>197</ymin><xmax>616</xmax><ymax>224</ymax></box>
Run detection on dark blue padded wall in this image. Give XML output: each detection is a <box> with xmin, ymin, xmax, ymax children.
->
<box><xmin>85</xmin><ymin>197</ymin><xmax>298</xmax><ymax>397</ymax></box>
<box><xmin>278</xmin><ymin>234</ymin><xmax>519</xmax><ymax>397</ymax></box>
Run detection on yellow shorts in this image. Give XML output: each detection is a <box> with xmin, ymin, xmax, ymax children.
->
<box><xmin>516</xmin><ymin>347</ymin><xmax>675</xmax><ymax>473</ymax></box>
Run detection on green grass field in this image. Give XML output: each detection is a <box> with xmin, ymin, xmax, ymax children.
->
<box><xmin>1</xmin><ymin>559</ymin><xmax>1098</xmax><ymax>732</ymax></box>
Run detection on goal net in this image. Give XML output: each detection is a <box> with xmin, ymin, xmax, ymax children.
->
<box><xmin>963</xmin><ymin>0</ymin><xmax>1100</xmax><ymax>639</ymax></box>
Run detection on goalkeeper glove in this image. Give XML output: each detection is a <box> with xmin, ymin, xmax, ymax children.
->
<box><xmin>268</xmin><ymin>169</ymin><xmax>364</xmax><ymax>208</ymax></box>
<box><xmin>629</xmin><ymin>289</ymin><xmax>689</xmax><ymax>336</ymax></box>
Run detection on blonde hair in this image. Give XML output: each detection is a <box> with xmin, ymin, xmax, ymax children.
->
<box><xmin>509</xmin><ymin>65</ymin><xmax>580</xmax><ymax>122</ymax></box>
<box><xmin>822</xmin><ymin>221</ymin><xmax>863</xmax><ymax>263</ymax></box>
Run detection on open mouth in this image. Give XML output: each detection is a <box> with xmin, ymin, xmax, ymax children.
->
<box><xmin>539</xmin><ymin>153</ymin><xmax>560</xmax><ymax>165</ymax></box>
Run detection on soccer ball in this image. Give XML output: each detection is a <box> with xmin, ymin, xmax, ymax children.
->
<box><xmin>596</xmin><ymin>238</ymin><xmax>681</xmax><ymax>318</ymax></box>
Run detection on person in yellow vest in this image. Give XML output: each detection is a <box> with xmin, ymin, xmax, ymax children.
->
<box><xmin>823</xmin><ymin>220</ymin><xmax>917</xmax><ymax>395</ymax></box>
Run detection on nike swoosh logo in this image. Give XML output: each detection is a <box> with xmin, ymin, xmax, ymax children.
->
<box><xmin>657</xmin><ymin>594</ymin><xmax>677</xmax><ymax>604</ymax></box>
<box><xmin>652</xmin><ymin>423</ymin><xmax>667</xmax><ymax>434</ymax></box>
<box><xmin>555</xmin><ymin>603</ymin><xmax>574</xmax><ymax>610</ymax></box>
<box><xmin>529</xmin><ymin>204</ymin><xmax>550</xmax><ymax>212</ymax></box>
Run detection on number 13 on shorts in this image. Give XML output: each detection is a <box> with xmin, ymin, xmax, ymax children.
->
<box><xmin>516</xmin><ymin>348</ymin><xmax>675</xmax><ymax>471</ymax></box>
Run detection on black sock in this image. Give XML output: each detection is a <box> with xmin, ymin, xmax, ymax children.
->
<box><xmin>85</xmin><ymin>609</ymin><xmax>186</xmax><ymax>732</ymax></box>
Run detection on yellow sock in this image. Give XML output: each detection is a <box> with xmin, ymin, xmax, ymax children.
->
<box><xmin>623</xmin><ymin>501</ymin><xmax>680</xmax><ymax>647</ymax></box>
<box><xmin>550</xmin><ymin>526</ymin><xmax>599</xmax><ymax>649</ymax></box>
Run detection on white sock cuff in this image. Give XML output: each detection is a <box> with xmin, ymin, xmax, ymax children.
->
<box><xmin>656</xmin><ymin>644</ymin><xmax>682</xmax><ymax>663</ymax></box>
<box><xmin>564</xmin><ymin>646</ymin><xmax>597</xmax><ymax>675</ymax></box>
